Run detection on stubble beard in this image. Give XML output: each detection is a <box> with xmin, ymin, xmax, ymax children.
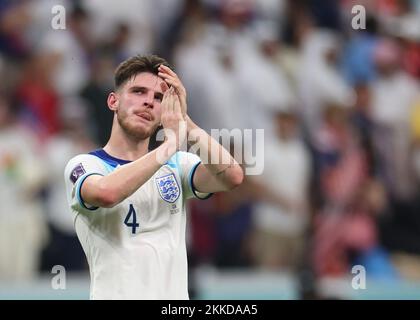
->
<box><xmin>117</xmin><ymin>111</ymin><xmax>158</xmax><ymax>141</ymax></box>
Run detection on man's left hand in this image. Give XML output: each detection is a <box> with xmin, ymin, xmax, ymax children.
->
<box><xmin>158</xmin><ymin>64</ymin><xmax>187</xmax><ymax>120</ymax></box>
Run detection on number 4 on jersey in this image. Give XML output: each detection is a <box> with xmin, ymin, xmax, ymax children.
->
<box><xmin>124</xmin><ymin>204</ymin><xmax>139</xmax><ymax>234</ymax></box>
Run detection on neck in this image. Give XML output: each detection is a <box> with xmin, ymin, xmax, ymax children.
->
<box><xmin>103</xmin><ymin>117</ymin><xmax>150</xmax><ymax>161</ymax></box>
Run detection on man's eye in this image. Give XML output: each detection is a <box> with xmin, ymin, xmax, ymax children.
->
<box><xmin>155</xmin><ymin>96</ymin><xmax>163</xmax><ymax>102</ymax></box>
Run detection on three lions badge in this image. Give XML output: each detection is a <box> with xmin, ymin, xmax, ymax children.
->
<box><xmin>156</xmin><ymin>173</ymin><xmax>180</xmax><ymax>203</ymax></box>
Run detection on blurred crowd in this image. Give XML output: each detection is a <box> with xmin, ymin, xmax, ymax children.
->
<box><xmin>1</xmin><ymin>0</ymin><xmax>420</xmax><ymax>299</ymax></box>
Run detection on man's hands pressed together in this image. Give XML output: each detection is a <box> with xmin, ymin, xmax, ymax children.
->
<box><xmin>158</xmin><ymin>64</ymin><xmax>188</xmax><ymax>120</ymax></box>
<box><xmin>160</xmin><ymin>85</ymin><xmax>187</xmax><ymax>153</ymax></box>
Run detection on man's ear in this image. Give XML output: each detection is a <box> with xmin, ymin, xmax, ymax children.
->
<box><xmin>107</xmin><ymin>92</ymin><xmax>118</xmax><ymax>111</ymax></box>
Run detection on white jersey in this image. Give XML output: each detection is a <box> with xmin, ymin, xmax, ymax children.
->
<box><xmin>64</xmin><ymin>149</ymin><xmax>211</xmax><ymax>300</ymax></box>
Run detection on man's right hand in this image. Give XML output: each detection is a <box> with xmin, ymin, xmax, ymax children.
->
<box><xmin>158</xmin><ymin>64</ymin><xmax>187</xmax><ymax>120</ymax></box>
<box><xmin>160</xmin><ymin>87</ymin><xmax>187</xmax><ymax>152</ymax></box>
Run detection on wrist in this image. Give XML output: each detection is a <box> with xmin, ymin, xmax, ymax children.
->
<box><xmin>156</xmin><ymin>139</ymin><xmax>177</xmax><ymax>164</ymax></box>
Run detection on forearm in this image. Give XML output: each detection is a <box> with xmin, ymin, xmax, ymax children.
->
<box><xmin>187</xmin><ymin>117</ymin><xmax>243</xmax><ymax>189</ymax></box>
<box><xmin>82</xmin><ymin>141</ymin><xmax>175</xmax><ymax>207</ymax></box>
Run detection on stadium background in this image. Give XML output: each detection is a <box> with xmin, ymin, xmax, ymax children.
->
<box><xmin>1</xmin><ymin>0</ymin><xmax>420</xmax><ymax>299</ymax></box>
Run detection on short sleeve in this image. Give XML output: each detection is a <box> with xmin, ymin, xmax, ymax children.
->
<box><xmin>64</xmin><ymin>154</ymin><xmax>107</xmax><ymax>212</ymax></box>
<box><xmin>175</xmin><ymin>152</ymin><xmax>212</xmax><ymax>200</ymax></box>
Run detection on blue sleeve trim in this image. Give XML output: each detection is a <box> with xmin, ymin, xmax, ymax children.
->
<box><xmin>165</xmin><ymin>152</ymin><xmax>181</xmax><ymax>178</ymax></box>
<box><xmin>188</xmin><ymin>161</ymin><xmax>213</xmax><ymax>200</ymax></box>
<box><xmin>75</xmin><ymin>172</ymin><xmax>104</xmax><ymax>211</ymax></box>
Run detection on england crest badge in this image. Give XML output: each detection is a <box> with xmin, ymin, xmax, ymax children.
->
<box><xmin>156</xmin><ymin>173</ymin><xmax>180</xmax><ymax>203</ymax></box>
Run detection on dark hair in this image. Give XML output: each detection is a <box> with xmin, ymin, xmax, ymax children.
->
<box><xmin>114</xmin><ymin>54</ymin><xmax>171</xmax><ymax>89</ymax></box>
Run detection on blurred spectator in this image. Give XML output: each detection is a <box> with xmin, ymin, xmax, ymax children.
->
<box><xmin>40</xmin><ymin>97</ymin><xmax>96</xmax><ymax>272</ymax></box>
<box><xmin>378</xmin><ymin>97</ymin><xmax>420</xmax><ymax>280</ymax></box>
<box><xmin>82</xmin><ymin>0</ymin><xmax>156</xmax><ymax>58</ymax></box>
<box><xmin>401</xmin><ymin>36</ymin><xmax>420</xmax><ymax>80</ymax></box>
<box><xmin>188</xmin><ymin>199</ymin><xmax>217</xmax><ymax>265</ymax></box>
<box><xmin>249</xmin><ymin>108</ymin><xmax>311</xmax><ymax>271</ymax></box>
<box><xmin>152</xmin><ymin>0</ymin><xmax>186</xmax><ymax>60</ymax></box>
<box><xmin>175</xmin><ymin>23</ymin><xmax>241</xmax><ymax>133</ymax></box>
<box><xmin>0</xmin><ymin>95</ymin><xmax>48</xmax><ymax>280</ymax></box>
<box><xmin>235</xmin><ymin>20</ymin><xmax>297</xmax><ymax>139</ymax></box>
<box><xmin>341</xmin><ymin>15</ymin><xmax>380</xmax><ymax>85</ymax></box>
<box><xmin>101</xmin><ymin>23</ymin><xmax>132</xmax><ymax>64</ymax></box>
<box><xmin>312</xmin><ymin>104</ymin><xmax>368</xmax><ymax>276</ymax></box>
<box><xmin>0</xmin><ymin>0</ymin><xmax>32</xmax><ymax>94</ymax></box>
<box><xmin>38</xmin><ymin>4</ymin><xmax>91</xmax><ymax>97</ymax></box>
<box><xmin>210</xmin><ymin>185</ymin><xmax>254</xmax><ymax>268</ymax></box>
<box><xmin>80</xmin><ymin>49</ymin><xmax>115</xmax><ymax>146</ymax></box>
<box><xmin>278</xmin><ymin>1</ymin><xmax>313</xmax><ymax>90</ymax></box>
<box><xmin>297</xmin><ymin>28</ymin><xmax>355</xmax><ymax>138</ymax></box>
<box><xmin>15</xmin><ymin>53</ymin><xmax>60</xmax><ymax>142</ymax></box>
<box><xmin>308</xmin><ymin>0</ymin><xmax>342</xmax><ymax>31</ymax></box>
<box><xmin>350</xmin><ymin>83</ymin><xmax>375</xmax><ymax>161</ymax></box>
<box><xmin>370</xmin><ymin>37</ymin><xmax>420</xmax><ymax>201</ymax></box>
<box><xmin>0</xmin><ymin>0</ymin><xmax>32</xmax><ymax>60</ymax></box>
<box><xmin>379</xmin><ymin>0</ymin><xmax>420</xmax><ymax>79</ymax></box>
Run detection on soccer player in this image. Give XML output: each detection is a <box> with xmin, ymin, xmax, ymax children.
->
<box><xmin>64</xmin><ymin>54</ymin><xmax>244</xmax><ymax>299</ymax></box>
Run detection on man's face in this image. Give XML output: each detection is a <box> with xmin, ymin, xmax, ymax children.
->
<box><xmin>109</xmin><ymin>72</ymin><xmax>166</xmax><ymax>140</ymax></box>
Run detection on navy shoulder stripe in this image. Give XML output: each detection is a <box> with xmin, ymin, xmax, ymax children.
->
<box><xmin>88</xmin><ymin>149</ymin><xmax>132</xmax><ymax>169</ymax></box>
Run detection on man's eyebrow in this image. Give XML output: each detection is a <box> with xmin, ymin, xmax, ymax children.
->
<box><xmin>129</xmin><ymin>86</ymin><xmax>163</xmax><ymax>95</ymax></box>
<box><xmin>129</xmin><ymin>86</ymin><xmax>147</xmax><ymax>91</ymax></box>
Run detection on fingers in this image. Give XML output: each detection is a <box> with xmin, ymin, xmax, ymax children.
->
<box><xmin>160</xmin><ymin>81</ymin><xmax>169</xmax><ymax>93</ymax></box>
<box><xmin>158</xmin><ymin>65</ymin><xmax>186</xmax><ymax>95</ymax></box>
<box><xmin>159</xmin><ymin>73</ymin><xmax>185</xmax><ymax>95</ymax></box>
<box><xmin>161</xmin><ymin>86</ymin><xmax>184</xmax><ymax>128</ymax></box>
<box><xmin>173</xmin><ymin>93</ymin><xmax>182</xmax><ymax>117</ymax></box>
<box><xmin>166</xmin><ymin>87</ymin><xmax>175</xmax><ymax>113</ymax></box>
<box><xmin>158</xmin><ymin>69</ymin><xmax>187</xmax><ymax>119</ymax></box>
<box><xmin>159</xmin><ymin>74</ymin><xmax>179</xmax><ymax>89</ymax></box>
<box><xmin>161</xmin><ymin>86</ymin><xmax>174</xmax><ymax>115</ymax></box>
<box><xmin>167</xmin><ymin>87</ymin><xmax>181</xmax><ymax>116</ymax></box>
<box><xmin>158</xmin><ymin>64</ymin><xmax>177</xmax><ymax>78</ymax></box>
<box><xmin>163</xmin><ymin>79</ymin><xmax>186</xmax><ymax>109</ymax></box>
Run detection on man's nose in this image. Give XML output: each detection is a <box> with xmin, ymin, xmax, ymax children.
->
<box><xmin>144</xmin><ymin>92</ymin><xmax>154</xmax><ymax>108</ymax></box>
